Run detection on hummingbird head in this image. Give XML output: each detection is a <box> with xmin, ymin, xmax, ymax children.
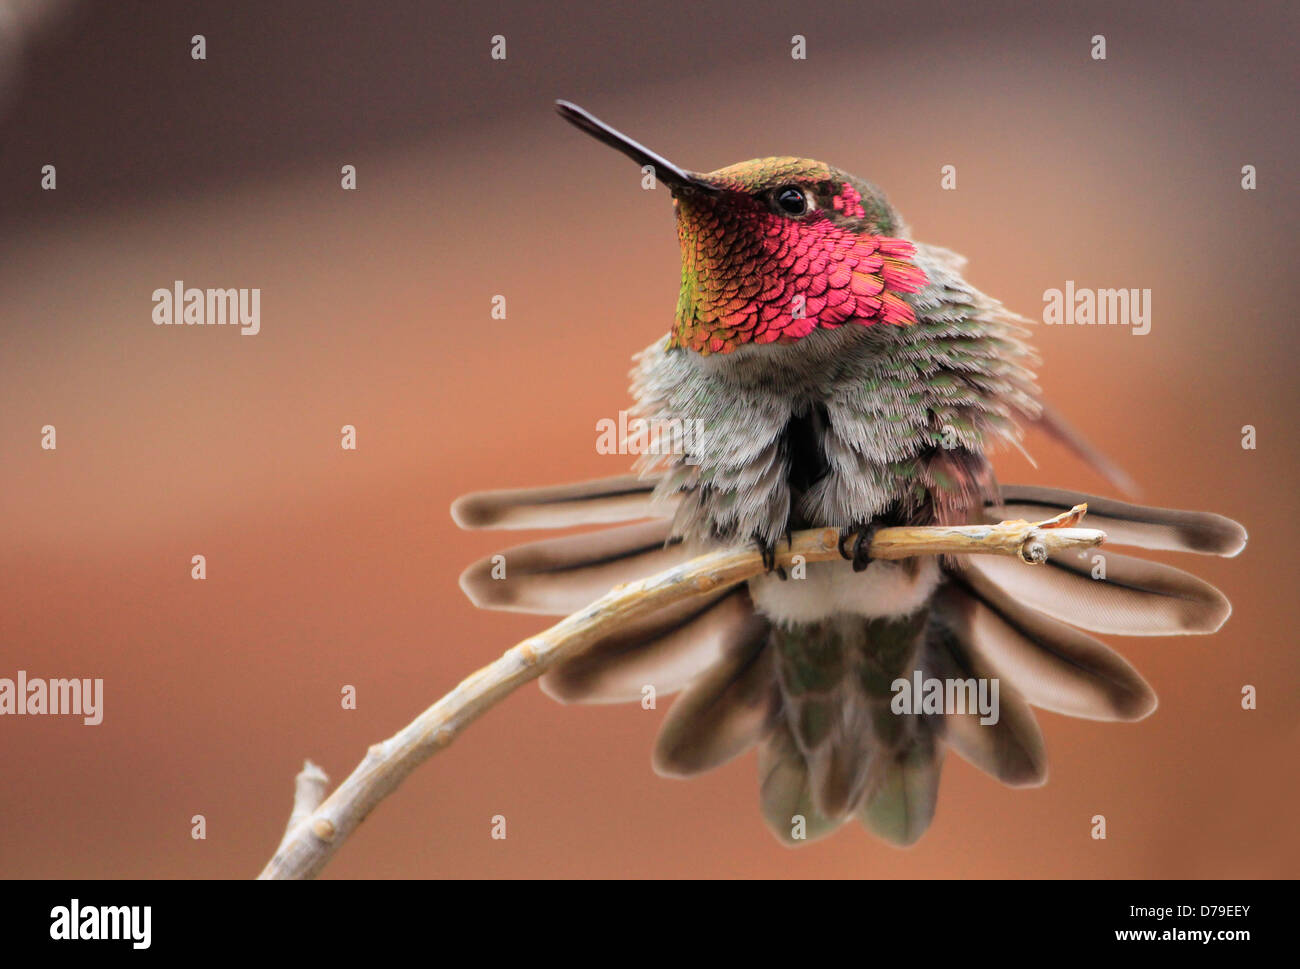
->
<box><xmin>556</xmin><ymin>101</ymin><xmax>928</xmax><ymax>355</ymax></box>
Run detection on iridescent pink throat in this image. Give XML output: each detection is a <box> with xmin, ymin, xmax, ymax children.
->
<box><xmin>671</xmin><ymin>188</ymin><xmax>928</xmax><ymax>355</ymax></box>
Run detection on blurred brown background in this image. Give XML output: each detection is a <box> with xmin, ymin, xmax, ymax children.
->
<box><xmin>1</xmin><ymin>0</ymin><xmax>1296</xmax><ymax>879</ymax></box>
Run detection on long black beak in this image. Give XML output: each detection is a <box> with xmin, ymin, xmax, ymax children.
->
<box><xmin>554</xmin><ymin>100</ymin><xmax>720</xmax><ymax>197</ymax></box>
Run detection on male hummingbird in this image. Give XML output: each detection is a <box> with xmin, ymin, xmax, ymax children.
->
<box><xmin>453</xmin><ymin>102</ymin><xmax>1247</xmax><ymax>846</ymax></box>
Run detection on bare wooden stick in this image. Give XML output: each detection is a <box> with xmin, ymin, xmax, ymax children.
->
<box><xmin>257</xmin><ymin>505</ymin><xmax>1101</xmax><ymax>879</ymax></box>
<box><xmin>272</xmin><ymin>760</ymin><xmax>330</xmax><ymax>857</ymax></box>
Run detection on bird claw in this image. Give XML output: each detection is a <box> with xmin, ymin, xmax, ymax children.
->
<box><xmin>838</xmin><ymin>522</ymin><xmax>880</xmax><ymax>572</ymax></box>
<box><xmin>756</xmin><ymin>534</ymin><xmax>790</xmax><ymax>581</ymax></box>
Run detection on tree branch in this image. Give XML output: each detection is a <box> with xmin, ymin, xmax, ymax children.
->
<box><xmin>257</xmin><ymin>504</ymin><xmax>1100</xmax><ymax>879</ymax></box>
<box><xmin>271</xmin><ymin>759</ymin><xmax>330</xmax><ymax>858</ymax></box>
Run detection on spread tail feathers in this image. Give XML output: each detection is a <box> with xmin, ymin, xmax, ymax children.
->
<box><xmin>988</xmin><ymin>485</ymin><xmax>1247</xmax><ymax>557</ymax></box>
<box><xmin>932</xmin><ymin>579</ymin><xmax>1156</xmax><ymax>722</ymax></box>
<box><xmin>453</xmin><ymin>477</ymin><xmax>1246</xmax><ymax>847</ymax></box>
<box><xmin>956</xmin><ymin>547</ymin><xmax>1232</xmax><ymax>636</ymax></box>
<box><xmin>459</xmin><ymin>519</ymin><xmax>689</xmax><ymax>616</ymax></box>
<box><xmin>652</xmin><ymin>603</ymin><xmax>776</xmax><ymax>776</ymax></box>
<box><xmin>451</xmin><ymin>473</ymin><xmax>672</xmax><ymax>530</ymax></box>
<box><xmin>539</xmin><ymin>589</ymin><xmax>755</xmax><ymax>704</ymax></box>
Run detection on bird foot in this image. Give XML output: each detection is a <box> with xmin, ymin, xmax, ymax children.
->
<box><xmin>837</xmin><ymin>521</ymin><xmax>880</xmax><ymax>573</ymax></box>
<box><xmin>755</xmin><ymin>533</ymin><xmax>791</xmax><ymax>581</ymax></box>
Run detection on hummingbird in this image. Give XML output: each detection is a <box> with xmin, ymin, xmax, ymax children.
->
<box><xmin>452</xmin><ymin>101</ymin><xmax>1247</xmax><ymax>846</ymax></box>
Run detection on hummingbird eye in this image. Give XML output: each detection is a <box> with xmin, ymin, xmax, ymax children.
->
<box><xmin>773</xmin><ymin>185</ymin><xmax>810</xmax><ymax>216</ymax></box>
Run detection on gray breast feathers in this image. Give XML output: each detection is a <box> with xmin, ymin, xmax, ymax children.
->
<box><xmin>629</xmin><ymin>243</ymin><xmax>1041</xmax><ymax>547</ymax></box>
